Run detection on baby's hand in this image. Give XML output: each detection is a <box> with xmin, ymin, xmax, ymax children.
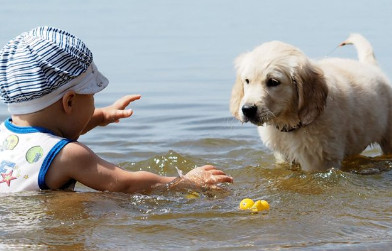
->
<box><xmin>99</xmin><ymin>95</ymin><xmax>141</xmax><ymax>126</ymax></box>
<box><xmin>183</xmin><ymin>165</ymin><xmax>233</xmax><ymax>190</ymax></box>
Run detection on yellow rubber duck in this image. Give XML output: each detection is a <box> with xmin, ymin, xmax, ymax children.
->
<box><xmin>239</xmin><ymin>198</ymin><xmax>254</xmax><ymax>210</ymax></box>
<box><xmin>239</xmin><ymin>198</ymin><xmax>269</xmax><ymax>212</ymax></box>
<box><xmin>185</xmin><ymin>191</ymin><xmax>200</xmax><ymax>199</ymax></box>
<box><xmin>250</xmin><ymin>200</ymin><xmax>270</xmax><ymax>212</ymax></box>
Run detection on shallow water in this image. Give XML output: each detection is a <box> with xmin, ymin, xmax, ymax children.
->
<box><xmin>1</xmin><ymin>0</ymin><xmax>392</xmax><ymax>250</ymax></box>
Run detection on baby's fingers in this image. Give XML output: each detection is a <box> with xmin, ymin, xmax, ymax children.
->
<box><xmin>210</xmin><ymin>169</ymin><xmax>226</xmax><ymax>176</ymax></box>
<box><xmin>111</xmin><ymin>109</ymin><xmax>133</xmax><ymax>123</ymax></box>
<box><xmin>114</xmin><ymin>95</ymin><xmax>141</xmax><ymax>109</ymax></box>
<box><xmin>209</xmin><ymin>174</ymin><xmax>233</xmax><ymax>184</ymax></box>
<box><xmin>200</xmin><ymin>165</ymin><xmax>216</xmax><ymax>171</ymax></box>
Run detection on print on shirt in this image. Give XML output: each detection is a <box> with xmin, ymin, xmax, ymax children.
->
<box><xmin>0</xmin><ymin>160</ymin><xmax>17</xmax><ymax>187</ymax></box>
<box><xmin>26</xmin><ymin>146</ymin><xmax>44</xmax><ymax>163</ymax></box>
<box><xmin>0</xmin><ymin>160</ymin><xmax>15</xmax><ymax>173</ymax></box>
<box><xmin>1</xmin><ymin>134</ymin><xmax>19</xmax><ymax>151</ymax></box>
<box><xmin>0</xmin><ymin>170</ymin><xmax>17</xmax><ymax>186</ymax></box>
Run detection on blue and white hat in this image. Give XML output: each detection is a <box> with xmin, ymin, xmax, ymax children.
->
<box><xmin>0</xmin><ymin>26</ymin><xmax>109</xmax><ymax>114</ymax></box>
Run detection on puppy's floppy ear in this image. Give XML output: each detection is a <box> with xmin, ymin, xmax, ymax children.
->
<box><xmin>230</xmin><ymin>53</ymin><xmax>247</xmax><ymax>119</ymax></box>
<box><xmin>294</xmin><ymin>62</ymin><xmax>328</xmax><ymax>125</ymax></box>
<box><xmin>230</xmin><ymin>75</ymin><xmax>244</xmax><ymax>119</ymax></box>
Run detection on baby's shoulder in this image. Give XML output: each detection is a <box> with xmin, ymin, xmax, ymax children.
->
<box><xmin>58</xmin><ymin>141</ymin><xmax>97</xmax><ymax>163</ymax></box>
<box><xmin>46</xmin><ymin>141</ymin><xmax>99</xmax><ymax>186</ymax></box>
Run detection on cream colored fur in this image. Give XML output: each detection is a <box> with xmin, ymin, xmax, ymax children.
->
<box><xmin>230</xmin><ymin>37</ymin><xmax>392</xmax><ymax>172</ymax></box>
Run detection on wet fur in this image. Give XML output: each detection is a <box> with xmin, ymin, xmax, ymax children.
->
<box><xmin>230</xmin><ymin>40</ymin><xmax>392</xmax><ymax>172</ymax></box>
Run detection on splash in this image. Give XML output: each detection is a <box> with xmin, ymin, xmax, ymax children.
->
<box><xmin>174</xmin><ymin>166</ymin><xmax>184</xmax><ymax>177</ymax></box>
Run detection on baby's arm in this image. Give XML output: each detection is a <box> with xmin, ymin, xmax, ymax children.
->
<box><xmin>45</xmin><ymin>142</ymin><xmax>233</xmax><ymax>193</ymax></box>
<box><xmin>82</xmin><ymin>95</ymin><xmax>141</xmax><ymax>134</ymax></box>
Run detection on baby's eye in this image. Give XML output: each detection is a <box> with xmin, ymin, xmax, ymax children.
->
<box><xmin>245</xmin><ymin>79</ymin><xmax>250</xmax><ymax>84</ymax></box>
<box><xmin>267</xmin><ymin>78</ymin><xmax>280</xmax><ymax>87</ymax></box>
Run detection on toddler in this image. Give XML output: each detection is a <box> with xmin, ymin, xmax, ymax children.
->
<box><xmin>0</xmin><ymin>26</ymin><xmax>233</xmax><ymax>193</ymax></box>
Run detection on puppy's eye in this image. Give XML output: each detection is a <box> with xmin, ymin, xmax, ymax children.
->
<box><xmin>267</xmin><ymin>78</ymin><xmax>280</xmax><ymax>87</ymax></box>
<box><xmin>245</xmin><ymin>79</ymin><xmax>250</xmax><ymax>84</ymax></box>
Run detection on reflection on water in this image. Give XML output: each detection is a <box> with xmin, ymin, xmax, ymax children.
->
<box><xmin>1</xmin><ymin>0</ymin><xmax>392</xmax><ymax>250</ymax></box>
<box><xmin>342</xmin><ymin>154</ymin><xmax>392</xmax><ymax>174</ymax></box>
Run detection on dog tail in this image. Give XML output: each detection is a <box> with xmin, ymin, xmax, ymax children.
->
<box><xmin>339</xmin><ymin>33</ymin><xmax>378</xmax><ymax>66</ymax></box>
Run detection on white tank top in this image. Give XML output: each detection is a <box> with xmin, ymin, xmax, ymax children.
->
<box><xmin>0</xmin><ymin>118</ymin><xmax>71</xmax><ymax>193</ymax></box>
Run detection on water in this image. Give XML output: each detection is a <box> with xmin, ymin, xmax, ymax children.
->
<box><xmin>1</xmin><ymin>0</ymin><xmax>392</xmax><ymax>250</ymax></box>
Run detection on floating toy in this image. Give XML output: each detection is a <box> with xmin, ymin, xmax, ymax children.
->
<box><xmin>239</xmin><ymin>198</ymin><xmax>269</xmax><ymax>212</ymax></box>
<box><xmin>185</xmin><ymin>191</ymin><xmax>200</xmax><ymax>199</ymax></box>
<box><xmin>250</xmin><ymin>200</ymin><xmax>270</xmax><ymax>212</ymax></box>
<box><xmin>239</xmin><ymin>198</ymin><xmax>255</xmax><ymax>210</ymax></box>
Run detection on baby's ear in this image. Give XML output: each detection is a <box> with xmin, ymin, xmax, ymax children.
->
<box><xmin>62</xmin><ymin>91</ymin><xmax>76</xmax><ymax>113</ymax></box>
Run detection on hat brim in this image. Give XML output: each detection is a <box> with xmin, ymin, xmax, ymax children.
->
<box><xmin>70</xmin><ymin>62</ymin><xmax>109</xmax><ymax>95</ymax></box>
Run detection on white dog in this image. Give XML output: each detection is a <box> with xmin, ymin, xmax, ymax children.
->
<box><xmin>230</xmin><ymin>34</ymin><xmax>392</xmax><ymax>172</ymax></box>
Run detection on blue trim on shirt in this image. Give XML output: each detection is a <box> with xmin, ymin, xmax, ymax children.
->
<box><xmin>38</xmin><ymin>139</ymin><xmax>71</xmax><ymax>190</ymax></box>
<box><xmin>4</xmin><ymin>118</ymin><xmax>56</xmax><ymax>135</ymax></box>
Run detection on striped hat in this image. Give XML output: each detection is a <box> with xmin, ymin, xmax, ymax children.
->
<box><xmin>0</xmin><ymin>26</ymin><xmax>108</xmax><ymax>114</ymax></box>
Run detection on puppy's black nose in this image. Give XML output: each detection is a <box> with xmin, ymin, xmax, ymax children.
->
<box><xmin>242</xmin><ymin>104</ymin><xmax>257</xmax><ymax>118</ymax></box>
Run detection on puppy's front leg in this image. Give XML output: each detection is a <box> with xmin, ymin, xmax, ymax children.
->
<box><xmin>299</xmin><ymin>155</ymin><xmax>340</xmax><ymax>172</ymax></box>
<box><xmin>274</xmin><ymin>152</ymin><xmax>287</xmax><ymax>164</ymax></box>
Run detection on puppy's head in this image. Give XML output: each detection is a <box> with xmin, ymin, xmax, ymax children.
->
<box><xmin>230</xmin><ymin>41</ymin><xmax>328</xmax><ymax>128</ymax></box>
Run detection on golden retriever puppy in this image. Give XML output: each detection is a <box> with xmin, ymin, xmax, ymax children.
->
<box><xmin>230</xmin><ymin>35</ymin><xmax>392</xmax><ymax>172</ymax></box>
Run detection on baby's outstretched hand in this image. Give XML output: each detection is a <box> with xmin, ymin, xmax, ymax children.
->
<box><xmin>82</xmin><ymin>95</ymin><xmax>141</xmax><ymax>134</ymax></box>
<box><xmin>182</xmin><ymin>165</ymin><xmax>233</xmax><ymax>190</ymax></box>
<box><xmin>99</xmin><ymin>95</ymin><xmax>141</xmax><ymax>126</ymax></box>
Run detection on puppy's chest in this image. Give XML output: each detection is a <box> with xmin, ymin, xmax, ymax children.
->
<box><xmin>258</xmin><ymin>126</ymin><xmax>328</xmax><ymax>154</ymax></box>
